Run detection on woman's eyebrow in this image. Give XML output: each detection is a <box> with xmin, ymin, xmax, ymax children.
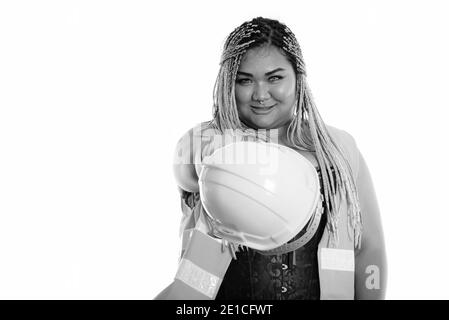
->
<box><xmin>237</xmin><ymin>68</ymin><xmax>286</xmax><ymax>77</ymax></box>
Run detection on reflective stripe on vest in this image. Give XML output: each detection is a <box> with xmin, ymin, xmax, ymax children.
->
<box><xmin>318</xmin><ymin>197</ymin><xmax>355</xmax><ymax>300</ymax></box>
<box><xmin>170</xmin><ymin>227</ymin><xmax>233</xmax><ymax>300</ymax></box>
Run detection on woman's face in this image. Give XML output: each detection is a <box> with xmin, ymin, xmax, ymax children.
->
<box><xmin>235</xmin><ymin>45</ymin><xmax>297</xmax><ymax>134</ymax></box>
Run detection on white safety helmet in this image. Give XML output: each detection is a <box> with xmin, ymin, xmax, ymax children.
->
<box><xmin>198</xmin><ymin>141</ymin><xmax>321</xmax><ymax>251</ymax></box>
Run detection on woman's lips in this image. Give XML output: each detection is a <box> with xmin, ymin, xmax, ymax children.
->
<box><xmin>250</xmin><ymin>104</ymin><xmax>276</xmax><ymax>115</ymax></box>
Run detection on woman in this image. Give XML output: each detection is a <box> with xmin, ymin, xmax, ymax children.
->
<box><xmin>157</xmin><ymin>16</ymin><xmax>387</xmax><ymax>300</ymax></box>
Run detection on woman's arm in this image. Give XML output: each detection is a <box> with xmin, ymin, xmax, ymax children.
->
<box><xmin>173</xmin><ymin>128</ymin><xmax>200</xmax><ymax>193</ymax></box>
<box><xmin>354</xmin><ymin>151</ymin><xmax>388</xmax><ymax>299</ymax></box>
<box><xmin>154</xmin><ymin>282</ymin><xmax>173</xmax><ymax>300</ymax></box>
<box><xmin>172</xmin><ymin>123</ymin><xmax>226</xmax><ymax>193</ymax></box>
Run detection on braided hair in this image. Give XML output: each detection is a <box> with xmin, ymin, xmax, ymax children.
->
<box><xmin>208</xmin><ymin>16</ymin><xmax>362</xmax><ymax>248</ymax></box>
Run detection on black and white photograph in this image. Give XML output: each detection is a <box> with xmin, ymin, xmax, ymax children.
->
<box><xmin>0</xmin><ymin>0</ymin><xmax>448</xmax><ymax>303</ymax></box>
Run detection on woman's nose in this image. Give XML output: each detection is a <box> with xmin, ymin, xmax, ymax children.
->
<box><xmin>252</xmin><ymin>83</ymin><xmax>271</xmax><ymax>102</ymax></box>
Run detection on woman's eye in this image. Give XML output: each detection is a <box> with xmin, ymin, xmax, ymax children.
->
<box><xmin>269</xmin><ymin>75</ymin><xmax>283</xmax><ymax>82</ymax></box>
<box><xmin>236</xmin><ymin>78</ymin><xmax>252</xmax><ymax>85</ymax></box>
<box><xmin>236</xmin><ymin>76</ymin><xmax>283</xmax><ymax>85</ymax></box>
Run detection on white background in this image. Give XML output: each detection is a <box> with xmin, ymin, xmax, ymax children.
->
<box><xmin>1</xmin><ymin>0</ymin><xmax>448</xmax><ymax>299</ymax></box>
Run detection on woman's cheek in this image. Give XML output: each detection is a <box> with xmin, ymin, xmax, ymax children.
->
<box><xmin>272</xmin><ymin>83</ymin><xmax>296</xmax><ymax>101</ymax></box>
<box><xmin>235</xmin><ymin>86</ymin><xmax>252</xmax><ymax>105</ymax></box>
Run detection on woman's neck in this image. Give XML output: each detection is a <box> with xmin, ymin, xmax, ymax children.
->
<box><xmin>268</xmin><ymin>124</ymin><xmax>289</xmax><ymax>145</ymax></box>
<box><xmin>240</xmin><ymin>120</ymin><xmax>291</xmax><ymax>145</ymax></box>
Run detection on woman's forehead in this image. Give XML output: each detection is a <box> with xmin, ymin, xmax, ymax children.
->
<box><xmin>238</xmin><ymin>45</ymin><xmax>293</xmax><ymax>73</ymax></box>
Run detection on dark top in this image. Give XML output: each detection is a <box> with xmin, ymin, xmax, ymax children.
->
<box><xmin>216</xmin><ymin>168</ymin><xmax>329</xmax><ymax>300</ymax></box>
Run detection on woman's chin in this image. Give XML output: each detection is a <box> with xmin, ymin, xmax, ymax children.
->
<box><xmin>240</xmin><ymin>116</ymin><xmax>285</xmax><ymax>132</ymax></box>
<box><xmin>248</xmin><ymin>116</ymin><xmax>275</xmax><ymax>128</ymax></box>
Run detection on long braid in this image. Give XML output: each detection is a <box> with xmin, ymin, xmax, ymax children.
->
<box><xmin>209</xmin><ymin>17</ymin><xmax>362</xmax><ymax>248</ymax></box>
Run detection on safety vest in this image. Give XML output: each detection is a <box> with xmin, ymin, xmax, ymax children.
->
<box><xmin>317</xmin><ymin>196</ymin><xmax>356</xmax><ymax>299</ymax></box>
<box><xmin>318</xmin><ymin>125</ymin><xmax>360</xmax><ymax>299</ymax></box>
<box><xmin>165</xmin><ymin>125</ymin><xmax>360</xmax><ymax>300</ymax></box>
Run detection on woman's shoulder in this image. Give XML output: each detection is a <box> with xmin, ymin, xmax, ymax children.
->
<box><xmin>188</xmin><ymin>120</ymin><xmax>220</xmax><ymax>138</ymax></box>
<box><xmin>326</xmin><ymin>124</ymin><xmax>356</xmax><ymax>145</ymax></box>
<box><xmin>174</xmin><ymin>121</ymin><xmax>216</xmax><ymax>193</ymax></box>
<box><xmin>325</xmin><ymin>124</ymin><xmax>360</xmax><ymax>176</ymax></box>
<box><xmin>174</xmin><ymin>121</ymin><xmax>221</xmax><ymax>177</ymax></box>
<box><xmin>175</xmin><ymin>121</ymin><xmax>218</xmax><ymax>151</ymax></box>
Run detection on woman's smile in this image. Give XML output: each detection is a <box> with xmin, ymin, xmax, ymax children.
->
<box><xmin>250</xmin><ymin>104</ymin><xmax>277</xmax><ymax>115</ymax></box>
